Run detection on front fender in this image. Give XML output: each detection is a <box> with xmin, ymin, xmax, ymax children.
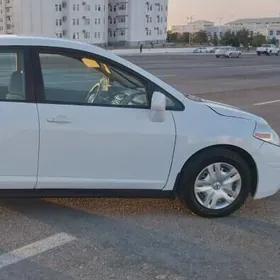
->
<box><xmin>163</xmin><ymin>102</ymin><xmax>263</xmax><ymax>191</ymax></box>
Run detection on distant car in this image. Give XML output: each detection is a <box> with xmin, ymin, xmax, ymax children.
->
<box><xmin>0</xmin><ymin>35</ymin><xmax>280</xmax><ymax>218</ymax></box>
<box><xmin>208</xmin><ymin>47</ymin><xmax>219</xmax><ymax>53</ymax></box>
<box><xmin>193</xmin><ymin>47</ymin><xmax>208</xmax><ymax>53</ymax></box>
<box><xmin>215</xmin><ymin>46</ymin><xmax>242</xmax><ymax>58</ymax></box>
<box><xmin>256</xmin><ymin>44</ymin><xmax>280</xmax><ymax>56</ymax></box>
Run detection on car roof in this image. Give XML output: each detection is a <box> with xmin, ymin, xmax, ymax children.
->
<box><xmin>0</xmin><ymin>34</ymin><xmax>108</xmax><ymax>54</ymax></box>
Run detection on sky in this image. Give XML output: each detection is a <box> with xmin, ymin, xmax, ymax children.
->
<box><xmin>168</xmin><ymin>0</ymin><xmax>280</xmax><ymax>26</ymax></box>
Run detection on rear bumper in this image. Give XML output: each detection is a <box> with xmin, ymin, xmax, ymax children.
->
<box><xmin>253</xmin><ymin>142</ymin><xmax>280</xmax><ymax>199</ymax></box>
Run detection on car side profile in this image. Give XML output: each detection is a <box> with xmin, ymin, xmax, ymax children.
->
<box><xmin>215</xmin><ymin>46</ymin><xmax>242</xmax><ymax>58</ymax></box>
<box><xmin>0</xmin><ymin>35</ymin><xmax>280</xmax><ymax>218</ymax></box>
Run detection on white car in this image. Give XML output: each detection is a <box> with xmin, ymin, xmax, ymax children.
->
<box><xmin>215</xmin><ymin>46</ymin><xmax>242</xmax><ymax>58</ymax></box>
<box><xmin>0</xmin><ymin>35</ymin><xmax>280</xmax><ymax>218</ymax></box>
<box><xmin>256</xmin><ymin>44</ymin><xmax>280</xmax><ymax>56</ymax></box>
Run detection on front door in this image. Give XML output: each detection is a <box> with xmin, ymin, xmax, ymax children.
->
<box><xmin>0</xmin><ymin>47</ymin><xmax>39</xmax><ymax>189</ymax></box>
<box><xmin>34</xmin><ymin>48</ymin><xmax>176</xmax><ymax>190</ymax></box>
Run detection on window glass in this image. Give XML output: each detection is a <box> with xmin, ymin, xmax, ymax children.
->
<box><xmin>39</xmin><ymin>53</ymin><xmax>150</xmax><ymax>108</ymax></box>
<box><xmin>0</xmin><ymin>51</ymin><xmax>25</xmax><ymax>101</ymax></box>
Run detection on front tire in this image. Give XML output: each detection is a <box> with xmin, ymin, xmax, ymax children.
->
<box><xmin>177</xmin><ymin>148</ymin><xmax>252</xmax><ymax>218</ymax></box>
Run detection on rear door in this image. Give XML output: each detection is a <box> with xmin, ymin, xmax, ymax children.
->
<box><xmin>0</xmin><ymin>47</ymin><xmax>39</xmax><ymax>189</ymax></box>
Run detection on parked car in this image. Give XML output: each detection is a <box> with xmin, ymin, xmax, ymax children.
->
<box><xmin>256</xmin><ymin>44</ymin><xmax>280</xmax><ymax>56</ymax></box>
<box><xmin>0</xmin><ymin>35</ymin><xmax>280</xmax><ymax>218</ymax></box>
<box><xmin>215</xmin><ymin>46</ymin><xmax>242</xmax><ymax>58</ymax></box>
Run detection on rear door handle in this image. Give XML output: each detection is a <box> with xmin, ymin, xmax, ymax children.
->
<box><xmin>47</xmin><ymin>115</ymin><xmax>72</xmax><ymax>124</ymax></box>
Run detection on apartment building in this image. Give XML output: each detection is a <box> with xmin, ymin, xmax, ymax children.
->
<box><xmin>0</xmin><ymin>0</ymin><xmax>13</xmax><ymax>34</ymax></box>
<box><xmin>226</xmin><ymin>17</ymin><xmax>280</xmax><ymax>36</ymax></box>
<box><xmin>108</xmin><ymin>0</ymin><xmax>168</xmax><ymax>46</ymax></box>
<box><xmin>0</xmin><ymin>0</ymin><xmax>109</xmax><ymax>45</ymax></box>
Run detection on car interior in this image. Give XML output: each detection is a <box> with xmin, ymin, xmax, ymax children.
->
<box><xmin>41</xmin><ymin>56</ymin><xmax>150</xmax><ymax>107</ymax></box>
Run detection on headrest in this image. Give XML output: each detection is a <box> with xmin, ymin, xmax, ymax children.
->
<box><xmin>9</xmin><ymin>71</ymin><xmax>24</xmax><ymax>95</ymax></box>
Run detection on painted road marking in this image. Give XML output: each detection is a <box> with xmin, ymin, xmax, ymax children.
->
<box><xmin>0</xmin><ymin>232</ymin><xmax>76</xmax><ymax>270</ymax></box>
<box><xmin>254</xmin><ymin>99</ymin><xmax>280</xmax><ymax>106</ymax></box>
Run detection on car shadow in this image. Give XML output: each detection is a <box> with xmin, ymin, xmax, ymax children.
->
<box><xmin>0</xmin><ymin>197</ymin><xmax>254</xmax><ymax>279</ymax></box>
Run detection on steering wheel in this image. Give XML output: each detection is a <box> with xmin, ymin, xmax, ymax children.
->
<box><xmin>85</xmin><ymin>81</ymin><xmax>101</xmax><ymax>104</ymax></box>
<box><xmin>86</xmin><ymin>77</ymin><xmax>110</xmax><ymax>104</ymax></box>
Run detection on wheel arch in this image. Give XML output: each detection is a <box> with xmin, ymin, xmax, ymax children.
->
<box><xmin>175</xmin><ymin>144</ymin><xmax>258</xmax><ymax>197</ymax></box>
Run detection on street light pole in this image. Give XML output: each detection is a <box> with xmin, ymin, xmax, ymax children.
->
<box><xmin>187</xmin><ymin>16</ymin><xmax>193</xmax><ymax>45</ymax></box>
<box><xmin>217</xmin><ymin>17</ymin><xmax>223</xmax><ymax>46</ymax></box>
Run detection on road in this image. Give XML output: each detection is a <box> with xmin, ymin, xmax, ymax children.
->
<box><xmin>1</xmin><ymin>53</ymin><xmax>280</xmax><ymax>280</ymax></box>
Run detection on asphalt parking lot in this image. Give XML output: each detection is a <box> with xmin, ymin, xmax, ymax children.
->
<box><xmin>1</xmin><ymin>53</ymin><xmax>280</xmax><ymax>280</ymax></box>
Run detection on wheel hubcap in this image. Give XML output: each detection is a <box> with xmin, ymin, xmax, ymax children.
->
<box><xmin>194</xmin><ymin>162</ymin><xmax>242</xmax><ymax>210</ymax></box>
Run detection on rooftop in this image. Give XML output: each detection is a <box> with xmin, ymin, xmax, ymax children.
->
<box><xmin>226</xmin><ymin>17</ymin><xmax>280</xmax><ymax>25</ymax></box>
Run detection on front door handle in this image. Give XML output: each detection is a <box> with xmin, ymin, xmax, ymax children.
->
<box><xmin>47</xmin><ymin>115</ymin><xmax>71</xmax><ymax>124</ymax></box>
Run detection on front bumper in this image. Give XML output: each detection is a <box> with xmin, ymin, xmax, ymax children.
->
<box><xmin>253</xmin><ymin>142</ymin><xmax>280</xmax><ymax>199</ymax></box>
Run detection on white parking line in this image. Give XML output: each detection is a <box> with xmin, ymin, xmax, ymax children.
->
<box><xmin>0</xmin><ymin>232</ymin><xmax>76</xmax><ymax>270</ymax></box>
<box><xmin>254</xmin><ymin>99</ymin><xmax>280</xmax><ymax>106</ymax></box>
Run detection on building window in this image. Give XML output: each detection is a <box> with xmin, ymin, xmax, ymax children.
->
<box><xmin>55</xmin><ymin>4</ymin><xmax>58</xmax><ymax>11</ymax></box>
<box><xmin>277</xmin><ymin>30</ymin><xmax>280</xmax><ymax>36</ymax></box>
<box><xmin>98</xmin><ymin>4</ymin><xmax>101</xmax><ymax>11</ymax></box>
<box><xmin>98</xmin><ymin>32</ymin><xmax>100</xmax><ymax>38</ymax></box>
<box><xmin>73</xmin><ymin>19</ymin><xmax>76</xmax><ymax>25</ymax></box>
<box><xmin>113</xmin><ymin>5</ymin><xmax>116</xmax><ymax>11</ymax></box>
<box><xmin>73</xmin><ymin>4</ymin><xmax>75</xmax><ymax>11</ymax></box>
<box><xmin>98</xmin><ymin>18</ymin><xmax>100</xmax><ymax>24</ymax></box>
<box><xmin>59</xmin><ymin>5</ymin><xmax>62</xmax><ymax>11</ymax></box>
<box><xmin>95</xmin><ymin>18</ymin><xmax>97</xmax><ymax>24</ymax></box>
<box><xmin>270</xmin><ymin>30</ymin><xmax>274</xmax><ymax>36</ymax></box>
<box><xmin>56</xmin><ymin>19</ymin><xmax>59</xmax><ymax>26</ymax></box>
<box><xmin>77</xmin><ymin>4</ymin><xmax>79</xmax><ymax>11</ymax></box>
<box><xmin>95</xmin><ymin>4</ymin><xmax>97</xmax><ymax>11</ymax></box>
<box><xmin>59</xmin><ymin>19</ymin><xmax>62</xmax><ymax>26</ymax></box>
<box><xmin>77</xmin><ymin>18</ymin><xmax>79</xmax><ymax>25</ymax></box>
<box><xmin>119</xmin><ymin>4</ymin><xmax>125</xmax><ymax>10</ymax></box>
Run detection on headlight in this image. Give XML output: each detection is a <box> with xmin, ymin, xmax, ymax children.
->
<box><xmin>253</xmin><ymin>122</ymin><xmax>280</xmax><ymax>146</ymax></box>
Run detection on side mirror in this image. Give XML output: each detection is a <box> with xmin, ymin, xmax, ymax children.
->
<box><xmin>150</xmin><ymin>91</ymin><xmax>166</xmax><ymax>122</ymax></box>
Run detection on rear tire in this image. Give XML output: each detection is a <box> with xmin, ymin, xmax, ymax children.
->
<box><xmin>177</xmin><ymin>148</ymin><xmax>252</xmax><ymax>218</ymax></box>
<box><xmin>216</xmin><ymin>55</ymin><xmax>220</xmax><ymax>58</ymax></box>
<box><xmin>257</xmin><ymin>52</ymin><xmax>261</xmax><ymax>56</ymax></box>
